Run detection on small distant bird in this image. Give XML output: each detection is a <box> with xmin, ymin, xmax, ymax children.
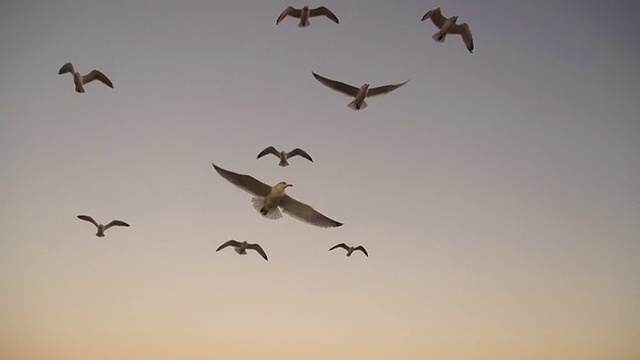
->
<box><xmin>421</xmin><ymin>7</ymin><xmax>474</xmax><ymax>53</ymax></box>
<box><xmin>312</xmin><ymin>72</ymin><xmax>409</xmax><ymax>111</ymax></box>
<box><xmin>58</xmin><ymin>62</ymin><xmax>114</xmax><ymax>93</ymax></box>
<box><xmin>257</xmin><ymin>146</ymin><xmax>313</xmax><ymax>167</ymax></box>
<box><xmin>329</xmin><ymin>243</ymin><xmax>369</xmax><ymax>257</ymax></box>
<box><xmin>77</xmin><ymin>215</ymin><xmax>129</xmax><ymax>237</ymax></box>
<box><xmin>216</xmin><ymin>240</ymin><xmax>269</xmax><ymax>261</ymax></box>
<box><xmin>276</xmin><ymin>5</ymin><xmax>339</xmax><ymax>27</ymax></box>
<box><xmin>212</xmin><ymin>163</ymin><xmax>343</xmax><ymax>228</ymax></box>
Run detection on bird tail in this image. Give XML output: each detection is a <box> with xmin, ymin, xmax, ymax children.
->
<box><xmin>432</xmin><ymin>31</ymin><xmax>446</xmax><ymax>42</ymax></box>
<box><xmin>299</xmin><ymin>18</ymin><xmax>311</xmax><ymax>27</ymax></box>
<box><xmin>251</xmin><ymin>197</ymin><xmax>282</xmax><ymax>219</ymax></box>
<box><xmin>279</xmin><ymin>159</ymin><xmax>289</xmax><ymax>167</ymax></box>
<box><xmin>75</xmin><ymin>84</ymin><xmax>85</xmax><ymax>93</ymax></box>
<box><xmin>348</xmin><ymin>99</ymin><xmax>367</xmax><ymax>111</ymax></box>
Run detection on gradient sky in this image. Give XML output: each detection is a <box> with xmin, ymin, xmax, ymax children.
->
<box><xmin>1</xmin><ymin>1</ymin><xmax>639</xmax><ymax>359</ymax></box>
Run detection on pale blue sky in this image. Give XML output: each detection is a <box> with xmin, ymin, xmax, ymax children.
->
<box><xmin>1</xmin><ymin>1</ymin><xmax>639</xmax><ymax>359</ymax></box>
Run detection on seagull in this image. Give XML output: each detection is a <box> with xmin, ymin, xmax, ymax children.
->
<box><xmin>58</xmin><ymin>62</ymin><xmax>114</xmax><ymax>93</ymax></box>
<box><xmin>329</xmin><ymin>243</ymin><xmax>369</xmax><ymax>257</ymax></box>
<box><xmin>421</xmin><ymin>7</ymin><xmax>474</xmax><ymax>53</ymax></box>
<box><xmin>77</xmin><ymin>215</ymin><xmax>129</xmax><ymax>237</ymax></box>
<box><xmin>257</xmin><ymin>146</ymin><xmax>313</xmax><ymax>167</ymax></box>
<box><xmin>216</xmin><ymin>240</ymin><xmax>269</xmax><ymax>261</ymax></box>
<box><xmin>276</xmin><ymin>5</ymin><xmax>339</xmax><ymax>27</ymax></box>
<box><xmin>212</xmin><ymin>163</ymin><xmax>343</xmax><ymax>228</ymax></box>
<box><xmin>312</xmin><ymin>72</ymin><xmax>409</xmax><ymax>111</ymax></box>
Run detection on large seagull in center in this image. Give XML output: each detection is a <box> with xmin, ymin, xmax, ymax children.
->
<box><xmin>312</xmin><ymin>72</ymin><xmax>409</xmax><ymax>110</ymax></box>
<box><xmin>212</xmin><ymin>163</ymin><xmax>343</xmax><ymax>228</ymax></box>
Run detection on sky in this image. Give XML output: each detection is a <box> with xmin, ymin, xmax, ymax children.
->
<box><xmin>1</xmin><ymin>0</ymin><xmax>639</xmax><ymax>359</ymax></box>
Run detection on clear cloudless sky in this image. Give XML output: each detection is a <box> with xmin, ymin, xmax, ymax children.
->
<box><xmin>1</xmin><ymin>0</ymin><xmax>639</xmax><ymax>359</ymax></box>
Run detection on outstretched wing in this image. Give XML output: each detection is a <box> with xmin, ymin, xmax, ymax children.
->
<box><xmin>312</xmin><ymin>72</ymin><xmax>359</xmax><ymax>97</ymax></box>
<box><xmin>82</xmin><ymin>70</ymin><xmax>114</xmax><ymax>88</ymax></box>
<box><xmin>276</xmin><ymin>6</ymin><xmax>302</xmax><ymax>24</ymax></box>
<box><xmin>367</xmin><ymin>79</ymin><xmax>410</xmax><ymax>97</ymax></box>
<box><xmin>279</xmin><ymin>194</ymin><xmax>343</xmax><ymax>228</ymax></box>
<box><xmin>247</xmin><ymin>243</ymin><xmax>269</xmax><ymax>261</ymax></box>
<box><xmin>58</xmin><ymin>62</ymin><xmax>75</xmax><ymax>75</ymax></box>
<box><xmin>354</xmin><ymin>246</ymin><xmax>369</xmax><ymax>257</ymax></box>
<box><xmin>212</xmin><ymin>163</ymin><xmax>272</xmax><ymax>197</ymax></box>
<box><xmin>104</xmin><ymin>220</ymin><xmax>130</xmax><ymax>230</ymax></box>
<box><xmin>329</xmin><ymin>243</ymin><xmax>350</xmax><ymax>252</ymax></box>
<box><xmin>309</xmin><ymin>6</ymin><xmax>339</xmax><ymax>24</ymax></box>
<box><xmin>421</xmin><ymin>7</ymin><xmax>447</xmax><ymax>28</ymax></box>
<box><xmin>257</xmin><ymin>146</ymin><xmax>280</xmax><ymax>159</ymax></box>
<box><xmin>449</xmin><ymin>23</ymin><xmax>474</xmax><ymax>53</ymax></box>
<box><xmin>216</xmin><ymin>239</ymin><xmax>242</xmax><ymax>252</ymax></box>
<box><xmin>287</xmin><ymin>148</ymin><xmax>313</xmax><ymax>162</ymax></box>
<box><xmin>77</xmin><ymin>215</ymin><xmax>99</xmax><ymax>228</ymax></box>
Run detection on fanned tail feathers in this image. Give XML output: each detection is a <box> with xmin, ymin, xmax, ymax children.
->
<box><xmin>348</xmin><ymin>99</ymin><xmax>367</xmax><ymax>111</ymax></box>
<box><xmin>251</xmin><ymin>197</ymin><xmax>282</xmax><ymax>219</ymax></box>
<box><xmin>433</xmin><ymin>32</ymin><xmax>446</xmax><ymax>42</ymax></box>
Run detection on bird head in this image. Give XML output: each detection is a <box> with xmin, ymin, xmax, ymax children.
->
<box><xmin>451</xmin><ymin>16</ymin><xmax>459</xmax><ymax>22</ymax></box>
<box><xmin>303</xmin><ymin>6</ymin><xmax>309</xmax><ymax>10</ymax></box>
<box><xmin>275</xmin><ymin>181</ymin><xmax>293</xmax><ymax>190</ymax></box>
<box><xmin>363</xmin><ymin>83</ymin><xmax>370</xmax><ymax>90</ymax></box>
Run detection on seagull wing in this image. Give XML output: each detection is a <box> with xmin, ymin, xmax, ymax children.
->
<box><xmin>216</xmin><ymin>239</ymin><xmax>242</xmax><ymax>252</ymax></box>
<box><xmin>287</xmin><ymin>148</ymin><xmax>313</xmax><ymax>162</ymax></box>
<box><xmin>257</xmin><ymin>146</ymin><xmax>280</xmax><ymax>159</ymax></box>
<box><xmin>367</xmin><ymin>79</ymin><xmax>410</xmax><ymax>97</ymax></box>
<box><xmin>421</xmin><ymin>7</ymin><xmax>447</xmax><ymax>28</ymax></box>
<box><xmin>247</xmin><ymin>243</ymin><xmax>269</xmax><ymax>261</ymax></box>
<box><xmin>329</xmin><ymin>243</ymin><xmax>350</xmax><ymax>252</ymax></box>
<box><xmin>312</xmin><ymin>72</ymin><xmax>359</xmax><ymax>97</ymax></box>
<box><xmin>77</xmin><ymin>215</ymin><xmax>99</xmax><ymax>228</ymax></box>
<box><xmin>104</xmin><ymin>220</ymin><xmax>130</xmax><ymax>230</ymax></box>
<box><xmin>212</xmin><ymin>163</ymin><xmax>272</xmax><ymax>197</ymax></box>
<box><xmin>82</xmin><ymin>70</ymin><xmax>114</xmax><ymax>88</ymax></box>
<box><xmin>309</xmin><ymin>6</ymin><xmax>339</xmax><ymax>24</ymax></box>
<box><xmin>276</xmin><ymin>6</ymin><xmax>302</xmax><ymax>24</ymax></box>
<box><xmin>279</xmin><ymin>194</ymin><xmax>343</xmax><ymax>228</ymax></box>
<box><xmin>449</xmin><ymin>23</ymin><xmax>474</xmax><ymax>53</ymax></box>
<box><xmin>58</xmin><ymin>62</ymin><xmax>75</xmax><ymax>75</ymax></box>
<box><xmin>354</xmin><ymin>246</ymin><xmax>369</xmax><ymax>257</ymax></box>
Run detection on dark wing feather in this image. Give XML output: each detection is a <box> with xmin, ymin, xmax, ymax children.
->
<box><xmin>287</xmin><ymin>148</ymin><xmax>313</xmax><ymax>162</ymax></box>
<box><xmin>329</xmin><ymin>243</ymin><xmax>350</xmax><ymax>252</ymax></box>
<box><xmin>217</xmin><ymin>239</ymin><xmax>242</xmax><ymax>252</ymax></box>
<box><xmin>247</xmin><ymin>243</ymin><xmax>269</xmax><ymax>261</ymax></box>
<box><xmin>104</xmin><ymin>220</ymin><xmax>130</xmax><ymax>230</ymax></box>
<box><xmin>82</xmin><ymin>70</ymin><xmax>113</xmax><ymax>88</ymax></box>
<box><xmin>276</xmin><ymin>6</ymin><xmax>302</xmax><ymax>24</ymax></box>
<box><xmin>367</xmin><ymin>80</ymin><xmax>410</xmax><ymax>97</ymax></box>
<box><xmin>58</xmin><ymin>62</ymin><xmax>74</xmax><ymax>75</ymax></box>
<box><xmin>312</xmin><ymin>72</ymin><xmax>359</xmax><ymax>97</ymax></box>
<box><xmin>354</xmin><ymin>246</ymin><xmax>369</xmax><ymax>257</ymax></box>
<box><xmin>257</xmin><ymin>146</ymin><xmax>280</xmax><ymax>159</ymax></box>
<box><xmin>449</xmin><ymin>23</ymin><xmax>474</xmax><ymax>53</ymax></box>
<box><xmin>309</xmin><ymin>6</ymin><xmax>339</xmax><ymax>24</ymax></box>
<box><xmin>212</xmin><ymin>163</ymin><xmax>272</xmax><ymax>197</ymax></box>
<box><xmin>77</xmin><ymin>215</ymin><xmax>99</xmax><ymax>228</ymax></box>
<box><xmin>421</xmin><ymin>7</ymin><xmax>447</xmax><ymax>28</ymax></box>
<box><xmin>279</xmin><ymin>194</ymin><xmax>343</xmax><ymax>228</ymax></box>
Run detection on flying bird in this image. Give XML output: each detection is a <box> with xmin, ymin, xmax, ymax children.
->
<box><xmin>216</xmin><ymin>240</ymin><xmax>269</xmax><ymax>261</ymax></box>
<box><xmin>211</xmin><ymin>163</ymin><xmax>343</xmax><ymax>228</ymax></box>
<box><xmin>257</xmin><ymin>146</ymin><xmax>313</xmax><ymax>167</ymax></box>
<box><xmin>276</xmin><ymin>5</ymin><xmax>339</xmax><ymax>27</ymax></box>
<box><xmin>58</xmin><ymin>62</ymin><xmax>114</xmax><ymax>93</ymax></box>
<box><xmin>421</xmin><ymin>7</ymin><xmax>474</xmax><ymax>53</ymax></box>
<box><xmin>312</xmin><ymin>72</ymin><xmax>409</xmax><ymax>111</ymax></box>
<box><xmin>329</xmin><ymin>243</ymin><xmax>369</xmax><ymax>257</ymax></box>
<box><xmin>77</xmin><ymin>215</ymin><xmax>129</xmax><ymax>237</ymax></box>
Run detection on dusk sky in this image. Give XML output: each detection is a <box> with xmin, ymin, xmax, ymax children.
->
<box><xmin>1</xmin><ymin>1</ymin><xmax>639</xmax><ymax>359</ymax></box>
